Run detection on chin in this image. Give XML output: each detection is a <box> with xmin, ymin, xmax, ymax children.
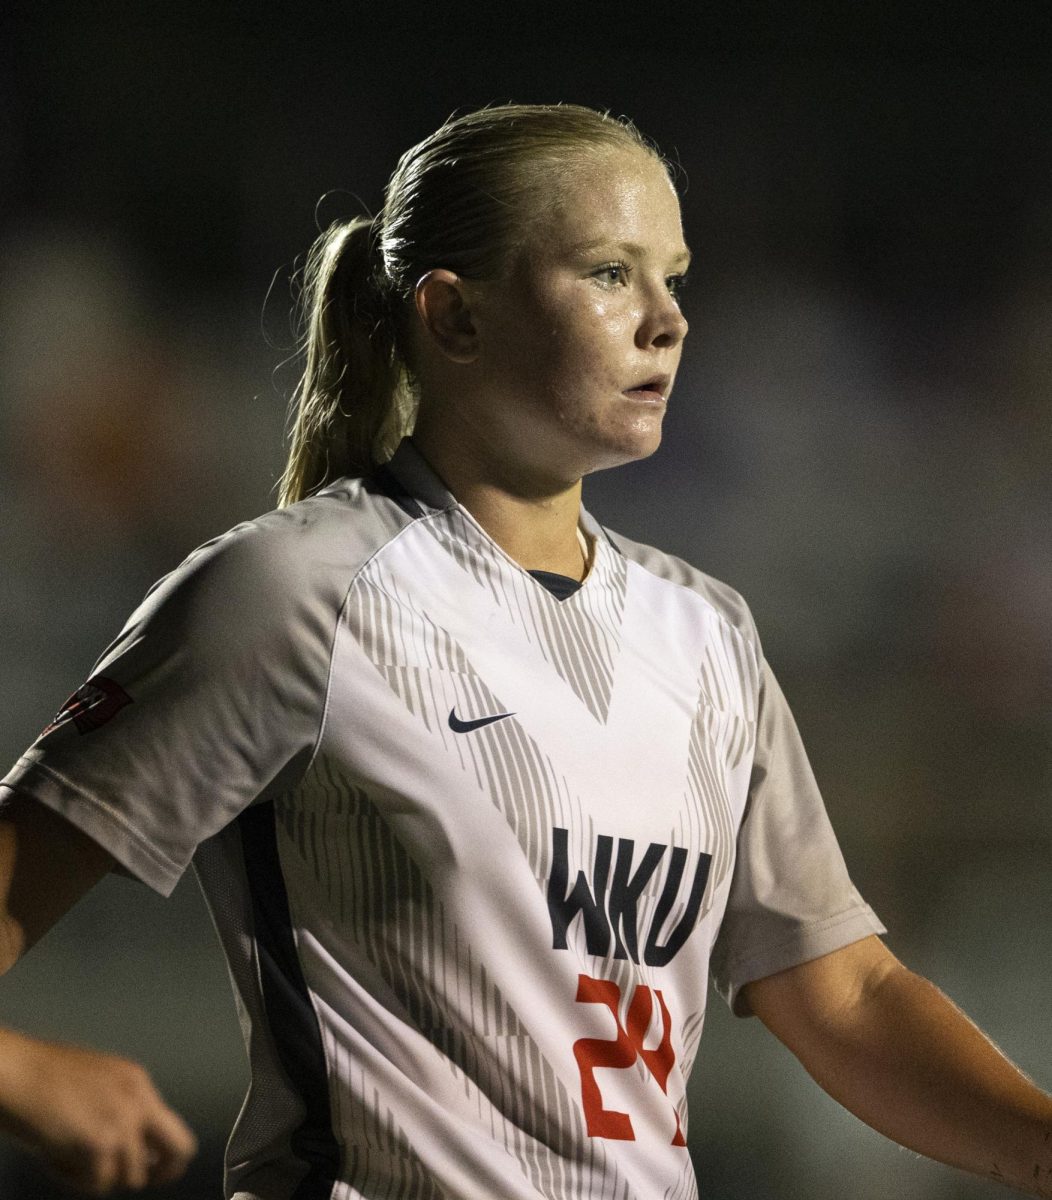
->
<box><xmin>616</xmin><ymin>413</ymin><xmax>665</xmax><ymax>459</ymax></box>
<box><xmin>582</xmin><ymin>427</ymin><xmax>663</xmax><ymax>476</ymax></box>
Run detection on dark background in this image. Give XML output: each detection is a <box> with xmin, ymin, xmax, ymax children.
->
<box><xmin>1</xmin><ymin>3</ymin><xmax>1049</xmax><ymax>1197</ymax></box>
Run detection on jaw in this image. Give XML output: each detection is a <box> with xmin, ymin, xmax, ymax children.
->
<box><xmin>556</xmin><ymin>409</ymin><xmax>667</xmax><ymax>480</ymax></box>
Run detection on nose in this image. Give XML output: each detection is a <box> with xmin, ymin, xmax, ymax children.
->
<box><xmin>636</xmin><ymin>283</ymin><xmax>689</xmax><ymax>350</ymax></box>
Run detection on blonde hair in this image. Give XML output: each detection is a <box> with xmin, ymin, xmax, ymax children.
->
<box><xmin>278</xmin><ymin>104</ymin><xmax>664</xmax><ymax>506</ymax></box>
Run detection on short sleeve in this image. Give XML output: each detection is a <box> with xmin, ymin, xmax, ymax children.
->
<box><xmin>0</xmin><ymin>517</ymin><xmax>341</xmax><ymax>896</ymax></box>
<box><xmin>710</xmin><ymin>659</ymin><xmax>884</xmax><ymax>1015</ymax></box>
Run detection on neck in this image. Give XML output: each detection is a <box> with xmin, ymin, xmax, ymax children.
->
<box><xmin>410</xmin><ymin>428</ymin><xmax>589</xmax><ymax>581</ymax></box>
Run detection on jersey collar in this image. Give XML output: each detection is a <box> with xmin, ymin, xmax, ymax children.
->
<box><xmin>381</xmin><ymin>438</ymin><xmax>459</xmax><ymax>514</ymax></box>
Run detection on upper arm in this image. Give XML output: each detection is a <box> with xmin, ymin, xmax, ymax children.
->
<box><xmin>741</xmin><ymin>934</ymin><xmax>900</xmax><ymax>1051</ymax></box>
<box><xmin>0</xmin><ymin>792</ymin><xmax>114</xmax><ymax>974</ymax></box>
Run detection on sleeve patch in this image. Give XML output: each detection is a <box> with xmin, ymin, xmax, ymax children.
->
<box><xmin>43</xmin><ymin>675</ymin><xmax>133</xmax><ymax>736</ymax></box>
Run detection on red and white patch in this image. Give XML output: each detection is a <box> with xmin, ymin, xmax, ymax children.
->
<box><xmin>43</xmin><ymin>675</ymin><xmax>133</xmax><ymax>736</ymax></box>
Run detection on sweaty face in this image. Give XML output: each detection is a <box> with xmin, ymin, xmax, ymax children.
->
<box><xmin>470</xmin><ymin>145</ymin><xmax>691</xmax><ymax>485</ymax></box>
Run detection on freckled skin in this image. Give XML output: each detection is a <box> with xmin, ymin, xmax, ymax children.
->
<box><xmin>446</xmin><ymin>146</ymin><xmax>690</xmax><ymax>490</ymax></box>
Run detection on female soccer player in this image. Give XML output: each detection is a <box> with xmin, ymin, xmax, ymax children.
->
<box><xmin>1</xmin><ymin>104</ymin><xmax>1050</xmax><ymax>1198</ymax></box>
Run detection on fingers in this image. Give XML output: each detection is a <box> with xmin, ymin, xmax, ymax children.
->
<box><xmin>49</xmin><ymin>1107</ymin><xmax>196</xmax><ymax>1195</ymax></box>
<box><xmin>122</xmin><ymin>1143</ymin><xmax>150</xmax><ymax>1193</ymax></box>
<box><xmin>143</xmin><ymin>1104</ymin><xmax>198</xmax><ymax>1186</ymax></box>
<box><xmin>50</xmin><ymin>1143</ymin><xmax>132</xmax><ymax>1196</ymax></box>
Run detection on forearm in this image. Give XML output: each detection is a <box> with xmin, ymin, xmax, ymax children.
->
<box><xmin>0</xmin><ymin>1026</ymin><xmax>44</xmax><ymax>1142</ymax></box>
<box><xmin>0</xmin><ymin>799</ymin><xmax>194</xmax><ymax>1192</ymax></box>
<box><xmin>774</xmin><ymin>954</ymin><xmax>1052</xmax><ymax>1195</ymax></box>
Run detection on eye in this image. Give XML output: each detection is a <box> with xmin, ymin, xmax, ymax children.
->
<box><xmin>666</xmin><ymin>273</ymin><xmax>689</xmax><ymax>299</ymax></box>
<box><xmin>593</xmin><ymin>261</ymin><xmax>630</xmax><ymax>287</ymax></box>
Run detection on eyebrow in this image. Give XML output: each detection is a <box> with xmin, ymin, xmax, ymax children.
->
<box><xmin>568</xmin><ymin>239</ymin><xmax>693</xmax><ymax>267</ymax></box>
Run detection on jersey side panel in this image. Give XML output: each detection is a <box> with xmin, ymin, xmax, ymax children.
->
<box><xmin>194</xmin><ymin>822</ymin><xmax>317</xmax><ymax>1200</ymax></box>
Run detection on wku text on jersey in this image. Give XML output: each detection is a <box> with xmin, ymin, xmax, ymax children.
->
<box><xmin>547</xmin><ymin>826</ymin><xmax>712</xmax><ymax>967</ymax></box>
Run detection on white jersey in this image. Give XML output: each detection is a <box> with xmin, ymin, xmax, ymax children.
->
<box><xmin>1</xmin><ymin>439</ymin><xmax>882</xmax><ymax>1200</ymax></box>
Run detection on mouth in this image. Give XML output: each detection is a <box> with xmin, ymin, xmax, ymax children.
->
<box><xmin>622</xmin><ymin>374</ymin><xmax>671</xmax><ymax>404</ymax></box>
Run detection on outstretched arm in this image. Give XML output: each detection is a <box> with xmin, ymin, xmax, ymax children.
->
<box><xmin>743</xmin><ymin>935</ymin><xmax>1052</xmax><ymax>1197</ymax></box>
<box><xmin>0</xmin><ymin>793</ymin><xmax>196</xmax><ymax>1194</ymax></box>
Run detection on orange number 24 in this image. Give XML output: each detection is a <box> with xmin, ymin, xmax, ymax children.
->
<box><xmin>572</xmin><ymin>973</ymin><xmax>686</xmax><ymax>1145</ymax></box>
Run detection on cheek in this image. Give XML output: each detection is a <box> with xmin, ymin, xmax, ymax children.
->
<box><xmin>544</xmin><ymin>303</ymin><xmax>631</xmax><ymax>378</ymax></box>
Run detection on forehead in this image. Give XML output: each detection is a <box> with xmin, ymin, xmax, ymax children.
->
<box><xmin>543</xmin><ymin>145</ymin><xmax>684</xmax><ymax>250</ymax></box>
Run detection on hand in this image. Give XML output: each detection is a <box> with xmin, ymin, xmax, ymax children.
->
<box><xmin>0</xmin><ymin>1028</ymin><xmax>196</xmax><ymax>1195</ymax></box>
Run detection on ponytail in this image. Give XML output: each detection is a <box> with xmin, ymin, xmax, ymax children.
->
<box><xmin>277</xmin><ymin>216</ymin><xmax>413</xmax><ymax>507</ymax></box>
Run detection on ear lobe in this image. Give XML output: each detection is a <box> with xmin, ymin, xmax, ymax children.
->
<box><xmin>414</xmin><ymin>269</ymin><xmax>479</xmax><ymax>363</ymax></box>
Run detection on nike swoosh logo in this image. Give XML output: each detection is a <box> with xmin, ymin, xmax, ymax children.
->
<box><xmin>448</xmin><ymin>707</ymin><xmax>515</xmax><ymax>734</ymax></box>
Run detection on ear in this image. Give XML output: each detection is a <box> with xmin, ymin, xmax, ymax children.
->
<box><xmin>413</xmin><ymin>269</ymin><xmax>479</xmax><ymax>364</ymax></box>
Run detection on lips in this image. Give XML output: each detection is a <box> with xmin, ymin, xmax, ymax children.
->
<box><xmin>623</xmin><ymin>374</ymin><xmax>671</xmax><ymax>402</ymax></box>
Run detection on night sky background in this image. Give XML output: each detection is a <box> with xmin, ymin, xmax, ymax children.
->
<box><xmin>1</xmin><ymin>3</ymin><xmax>1049</xmax><ymax>1197</ymax></box>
